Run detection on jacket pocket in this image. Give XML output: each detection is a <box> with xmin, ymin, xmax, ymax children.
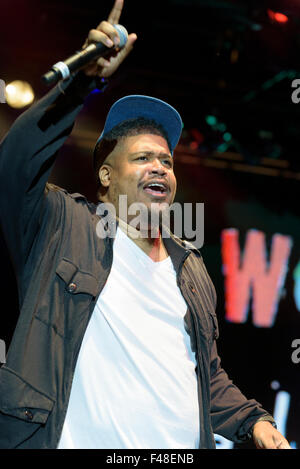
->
<box><xmin>0</xmin><ymin>366</ymin><xmax>55</xmax><ymax>448</ymax></box>
<box><xmin>55</xmin><ymin>257</ymin><xmax>99</xmax><ymax>297</ymax></box>
<box><xmin>36</xmin><ymin>257</ymin><xmax>99</xmax><ymax>338</ymax></box>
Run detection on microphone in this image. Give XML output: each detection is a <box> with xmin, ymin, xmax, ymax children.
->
<box><xmin>41</xmin><ymin>24</ymin><xmax>128</xmax><ymax>86</ymax></box>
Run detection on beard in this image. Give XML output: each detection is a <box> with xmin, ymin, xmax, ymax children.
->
<box><xmin>126</xmin><ymin>201</ymin><xmax>171</xmax><ymax>239</ymax></box>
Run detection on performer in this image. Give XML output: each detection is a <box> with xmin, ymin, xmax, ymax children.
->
<box><xmin>0</xmin><ymin>0</ymin><xmax>290</xmax><ymax>449</ymax></box>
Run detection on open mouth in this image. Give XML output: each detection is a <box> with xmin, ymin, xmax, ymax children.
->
<box><xmin>143</xmin><ymin>181</ymin><xmax>169</xmax><ymax>198</ymax></box>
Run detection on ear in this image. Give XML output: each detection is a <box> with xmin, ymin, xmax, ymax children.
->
<box><xmin>99</xmin><ymin>164</ymin><xmax>112</xmax><ymax>187</ymax></box>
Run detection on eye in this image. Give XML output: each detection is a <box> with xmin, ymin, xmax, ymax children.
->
<box><xmin>163</xmin><ymin>159</ymin><xmax>173</xmax><ymax>168</ymax></box>
<box><xmin>136</xmin><ymin>155</ymin><xmax>148</xmax><ymax>161</ymax></box>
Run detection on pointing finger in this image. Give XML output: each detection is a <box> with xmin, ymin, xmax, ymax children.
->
<box><xmin>107</xmin><ymin>0</ymin><xmax>124</xmax><ymax>25</ymax></box>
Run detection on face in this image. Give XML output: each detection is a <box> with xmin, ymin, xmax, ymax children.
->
<box><xmin>99</xmin><ymin>133</ymin><xmax>177</xmax><ymax>226</ymax></box>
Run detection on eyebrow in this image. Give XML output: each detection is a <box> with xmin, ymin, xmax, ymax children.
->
<box><xmin>130</xmin><ymin>151</ymin><xmax>172</xmax><ymax>160</ymax></box>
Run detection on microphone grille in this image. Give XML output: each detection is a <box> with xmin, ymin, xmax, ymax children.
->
<box><xmin>114</xmin><ymin>24</ymin><xmax>128</xmax><ymax>48</ymax></box>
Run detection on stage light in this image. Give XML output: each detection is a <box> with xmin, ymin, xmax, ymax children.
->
<box><xmin>274</xmin><ymin>12</ymin><xmax>288</xmax><ymax>23</ymax></box>
<box><xmin>230</xmin><ymin>48</ymin><xmax>239</xmax><ymax>64</ymax></box>
<box><xmin>205</xmin><ymin>115</ymin><xmax>217</xmax><ymax>126</ymax></box>
<box><xmin>267</xmin><ymin>9</ymin><xmax>289</xmax><ymax>24</ymax></box>
<box><xmin>5</xmin><ymin>80</ymin><xmax>34</xmax><ymax>108</ymax></box>
<box><xmin>270</xmin><ymin>380</ymin><xmax>280</xmax><ymax>391</ymax></box>
<box><xmin>217</xmin><ymin>143</ymin><xmax>228</xmax><ymax>153</ymax></box>
<box><xmin>190</xmin><ymin>128</ymin><xmax>205</xmax><ymax>144</ymax></box>
<box><xmin>189</xmin><ymin>141</ymin><xmax>198</xmax><ymax>150</ymax></box>
<box><xmin>223</xmin><ymin>132</ymin><xmax>232</xmax><ymax>142</ymax></box>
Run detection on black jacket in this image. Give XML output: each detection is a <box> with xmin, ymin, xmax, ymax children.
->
<box><xmin>0</xmin><ymin>72</ymin><xmax>274</xmax><ymax>449</ymax></box>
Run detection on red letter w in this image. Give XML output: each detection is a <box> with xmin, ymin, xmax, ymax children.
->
<box><xmin>221</xmin><ymin>229</ymin><xmax>292</xmax><ymax>327</ymax></box>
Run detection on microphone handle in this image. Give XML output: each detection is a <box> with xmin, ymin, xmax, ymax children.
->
<box><xmin>41</xmin><ymin>42</ymin><xmax>113</xmax><ymax>86</ymax></box>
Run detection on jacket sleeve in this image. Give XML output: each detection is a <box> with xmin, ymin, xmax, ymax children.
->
<box><xmin>210</xmin><ymin>340</ymin><xmax>276</xmax><ymax>442</ymax></box>
<box><xmin>0</xmin><ymin>71</ymin><xmax>102</xmax><ymax>284</ymax></box>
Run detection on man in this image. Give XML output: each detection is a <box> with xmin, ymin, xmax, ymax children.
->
<box><xmin>0</xmin><ymin>0</ymin><xmax>291</xmax><ymax>449</ymax></box>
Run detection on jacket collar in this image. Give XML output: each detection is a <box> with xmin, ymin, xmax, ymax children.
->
<box><xmin>74</xmin><ymin>196</ymin><xmax>198</xmax><ymax>276</ymax></box>
<box><xmin>111</xmin><ymin>217</ymin><xmax>196</xmax><ymax>275</ymax></box>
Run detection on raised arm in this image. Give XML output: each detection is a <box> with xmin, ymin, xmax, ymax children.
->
<box><xmin>0</xmin><ymin>0</ymin><xmax>137</xmax><ymax>283</ymax></box>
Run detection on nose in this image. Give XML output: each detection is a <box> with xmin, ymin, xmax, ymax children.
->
<box><xmin>149</xmin><ymin>158</ymin><xmax>167</xmax><ymax>175</ymax></box>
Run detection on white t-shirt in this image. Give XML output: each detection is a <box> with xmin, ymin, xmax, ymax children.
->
<box><xmin>58</xmin><ymin>227</ymin><xmax>199</xmax><ymax>449</ymax></box>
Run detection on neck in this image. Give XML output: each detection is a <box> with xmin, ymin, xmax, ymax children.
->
<box><xmin>117</xmin><ymin>216</ymin><xmax>169</xmax><ymax>262</ymax></box>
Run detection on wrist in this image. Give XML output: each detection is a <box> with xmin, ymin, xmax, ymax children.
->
<box><xmin>71</xmin><ymin>70</ymin><xmax>108</xmax><ymax>97</ymax></box>
<box><xmin>57</xmin><ymin>70</ymin><xmax>108</xmax><ymax>101</ymax></box>
<box><xmin>248</xmin><ymin>415</ymin><xmax>277</xmax><ymax>440</ymax></box>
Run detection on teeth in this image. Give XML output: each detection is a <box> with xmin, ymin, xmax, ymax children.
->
<box><xmin>147</xmin><ymin>183</ymin><xmax>165</xmax><ymax>191</ymax></box>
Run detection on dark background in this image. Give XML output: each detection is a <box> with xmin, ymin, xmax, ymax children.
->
<box><xmin>0</xmin><ymin>0</ymin><xmax>299</xmax><ymax>448</ymax></box>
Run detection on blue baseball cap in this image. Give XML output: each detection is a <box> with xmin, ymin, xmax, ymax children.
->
<box><xmin>95</xmin><ymin>95</ymin><xmax>183</xmax><ymax>155</ymax></box>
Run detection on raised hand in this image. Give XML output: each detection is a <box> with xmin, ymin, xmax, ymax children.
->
<box><xmin>82</xmin><ymin>0</ymin><xmax>137</xmax><ymax>78</ymax></box>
